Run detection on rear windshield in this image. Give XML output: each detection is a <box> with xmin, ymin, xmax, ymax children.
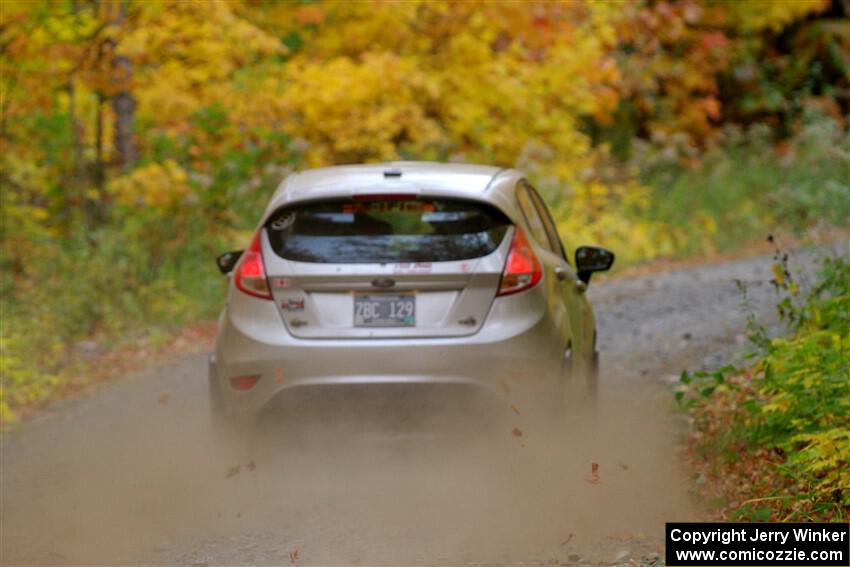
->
<box><xmin>265</xmin><ymin>198</ymin><xmax>511</xmax><ymax>263</ymax></box>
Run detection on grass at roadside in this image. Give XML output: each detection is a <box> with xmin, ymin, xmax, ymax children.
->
<box><xmin>635</xmin><ymin>115</ymin><xmax>850</xmax><ymax>259</ymax></box>
<box><xmin>0</xmin><ymin>219</ymin><xmax>229</xmax><ymax>422</ymax></box>
<box><xmin>546</xmin><ymin>114</ymin><xmax>849</xmax><ymax>266</ymax></box>
<box><xmin>676</xmin><ymin>252</ymin><xmax>850</xmax><ymax>521</ymax></box>
<box><xmin>1</xmin><ymin>323</ymin><xmax>215</xmax><ymax>428</ymax></box>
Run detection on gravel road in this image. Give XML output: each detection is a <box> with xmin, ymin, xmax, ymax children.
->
<box><xmin>2</xmin><ymin>244</ymin><xmax>845</xmax><ymax>566</ymax></box>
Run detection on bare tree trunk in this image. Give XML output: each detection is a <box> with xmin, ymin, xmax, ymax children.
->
<box><xmin>67</xmin><ymin>80</ymin><xmax>85</xmax><ymax>193</ymax></box>
<box><xmin>91</xmin><ymin>91</ymin><xmax>106</xmax><ymax>226</ymax></box>
<box><xmin>109</xmin><ymin>0</ymin><xmax>137</xmax><ymax>171</ymax></box>
<box><xmin>94</xmin><ymin>92</ymin><xmax>104</xmax><ymax>190</ymax></box>
<box><xmin>111</xmin><ymin>66</ymin><xmax>137</xmax><ymax>171</ymax></box>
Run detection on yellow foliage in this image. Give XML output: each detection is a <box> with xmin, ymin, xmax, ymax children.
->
<box><xmin>791</xmin><ymin>428</ymin><xmax>850</xmax><ymax>498</ymax></box>
<box><xmin>256</xmin><ymin>0</ymin><xmax>669</xmax><ymax>261</ymax></box>
<box><xmin>108</xmin><ymin>159</ymin><xmax>191</xmax><ymax>209</ymax></box>
<box><xmin>121</xmin><ymin>0</ymin><xmax>285</xmax><ymax>132</ymax></box>
<box><xmin>726</xmin><ymin>0</ymin><xmax>830</xmax><ymax>32</ymax></box>
<box><xmin>0</xmin><ymin>331</ymin><xmax>60</xmax><ymax>423</ymax></box>
<box><xmin>267</xmin><ymin>0</ymin><xmax>625</xmax><ymax>233</ymax></box>
<box><xmin>553</xmin><ymin>179</ymin><xmax>683</xmax><ymax>264</ymax></box>
<box><xmin>281</xmin><ymin>53</ymin><xmax>443</xmax><ymax>166</ymax></box>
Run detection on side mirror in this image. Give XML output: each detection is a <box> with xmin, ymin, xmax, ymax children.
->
<box><xmin>575</xmin><ymin>245</ymin><xmax>615</xmax><ymax>284</ymax></box>
<box><xmin>216</xmin><ymin>250</ymin><xmax>243</xmax><ymax>274</ymax></box>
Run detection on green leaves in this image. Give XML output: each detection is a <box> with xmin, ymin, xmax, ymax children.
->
<box><xmin>676</xmin><ymin>366</ymin><xmax>736</xmax><ymax>409</ymax></box>
<box><xmin>680</xmin><ymin>254</ymin><xmax>850</xmax><ymax>521</ymax></box>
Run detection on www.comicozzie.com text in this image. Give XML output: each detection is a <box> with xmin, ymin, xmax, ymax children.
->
<box><xmin>670</xmin><ymin>527</ymin><xmax>848</xmax><ymax>546</ymax></box>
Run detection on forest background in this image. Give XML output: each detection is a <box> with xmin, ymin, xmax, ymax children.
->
<box><xmin>1</xmin><ymin>0</ymin><xmax>848</xmax><ymax>421</ymax></box>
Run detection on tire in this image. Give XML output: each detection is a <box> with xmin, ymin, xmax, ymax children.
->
<box><xmin>209</xmin><ymin>363</ymin><xmax>257</xmax><ymax>452</ymax></box>
<box><xmin>561</xmin><ymin>347</ymin><xmax>599</xmax><ymax>415</ymax></box>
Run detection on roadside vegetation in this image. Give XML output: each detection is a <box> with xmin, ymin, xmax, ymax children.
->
<box><xmin>677</xmin><ymin>251</ymin><xmax>850</xmax><ymax>521</ymax></box>
<box><xmin>1</xmin><ymin>0</ymin><xmax>848</xmax><ymax>422</ymax></box>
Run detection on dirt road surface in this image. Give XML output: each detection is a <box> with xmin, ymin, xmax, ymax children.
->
<box><xmin>2</xmin><ymin>246</ymin><xmax>841</xmax><ymax>566</ymax></box>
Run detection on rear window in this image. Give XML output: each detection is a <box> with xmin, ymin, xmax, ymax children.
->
<box><xmin>265</xmin><ymin>198</ymin><xmax>511</xmax><ymax>263</ymax></box>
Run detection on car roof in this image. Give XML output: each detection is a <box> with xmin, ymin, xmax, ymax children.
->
<box><xmin>268</xmin><ymin>162</ymin><xmax>511</xmax><ymax>207</ymax></box>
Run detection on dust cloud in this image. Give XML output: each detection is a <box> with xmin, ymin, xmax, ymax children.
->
<box><xmin>6</xmin><ymin>247</ymin><xmax>816</xmax><ymax>565</ymax></box>
<box><xmin>1</xmin><ymin>360</ymin><xmax>696</xmax><ymax>565</ymax></box>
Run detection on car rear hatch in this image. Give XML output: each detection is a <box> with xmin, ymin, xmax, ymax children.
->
<box><xmin>261</xmin><ymin>195</ymin><xmax>513</xmax><ymax>339</ymax></box>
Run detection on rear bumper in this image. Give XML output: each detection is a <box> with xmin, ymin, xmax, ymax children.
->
<box><xmin>212</xmin><ymin>295</ymin><xmax>564</xmax><ymax>417</ymax></box>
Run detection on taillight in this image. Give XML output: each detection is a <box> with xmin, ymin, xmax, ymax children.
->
<box><xmin>234</xmin><ymin>232</ymin><xmax>272</xmax><ymax>300</ymax></box>
<box><xmin>497</xmin><ymin>227</ymin><xmax>542</xmax><ymax>297</ymax></box>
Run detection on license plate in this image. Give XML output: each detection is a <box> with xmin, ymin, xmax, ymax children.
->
<box><xmin>354</xmin><ymin>294</ymin><xmax>415</xmax><ymax>327</ymax></box>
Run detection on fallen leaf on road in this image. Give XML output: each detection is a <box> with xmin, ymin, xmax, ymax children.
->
<box><xmin>771</xmin><ymin>262</ymin><xmax>785</xmax><ymax>286</ymax></box>
<box><xmin>618</xmin><ymin>460</ymin><xmax>629</xmax><ymax>471</ymax></box>
<box><xmin>158</xmin><ymin>393</ymin><xmax>169</xmax><ymax>405</ymax></box>
<box><xmin>512</xmin><ymin>427</ymin><xmax>523</xmax><ymax>438</ymax></box>
<box><xmin>226</xmin><ymin>465</ymin><xmax>241</xmax><ymax>479</ymax></box>
<box><xmin>510</xmin><ymin>404</ymin><xmax>520</xmax><ymax>416</ymax></box>
<box><xmin>585</xmin><ymin>461</ymin><xmax>600</xmax><ymax>484</ymax></box>
<box><xmin>289</xmin><ymin>549</ymin><xmax>299</xmax><ymax>564</ymax></box>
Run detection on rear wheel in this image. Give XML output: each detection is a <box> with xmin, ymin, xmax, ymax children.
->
<box><xmin>560</xmin><ymin>345</ymin><xmax>598</xmax><ymax>416</ymax></box>
<box><xmin>209</xmin><ymin>366</ymin><xmax>257</xmax><ymax>452</ymax></box>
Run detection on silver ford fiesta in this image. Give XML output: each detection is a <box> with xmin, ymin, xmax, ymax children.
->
<box><xmin>210</xmin><ymin>162</ymin><xmax>614</xmax><ymax>430</ymax></box>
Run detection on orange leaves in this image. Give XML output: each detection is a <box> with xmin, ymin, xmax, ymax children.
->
<box><xmin>612</xmin><ymin>0</ymin><xmax>732</xmax><ymax>144</ymax></box>
<box><xmin>295</xmin><ymin>5</ymin><xmax>324</xmax><ymax>26</ymax></box>
<box><xmin>611</xmin><ymin>0</ymin><xmax>838</xmax><ymax>147</ymax></box>
<box><xmin>585</xmin><ymin>462</ymin><xmax>600</xmax><ymax>484</ymax></box>
<box><xmin>701</xmin><ymin>32</ymin><xmax>729</xmax><ymax>52</ymax></box>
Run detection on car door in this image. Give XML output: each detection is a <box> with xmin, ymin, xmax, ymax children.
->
<box><xmin>520</xmin><ymin>182</ymin><xmax>591</xmax><ymax>367</ymax></box>
<box><xmin>514</xmin><ymin>181</ymin><xmax>574</xmax><ymax>352</ymax></box>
